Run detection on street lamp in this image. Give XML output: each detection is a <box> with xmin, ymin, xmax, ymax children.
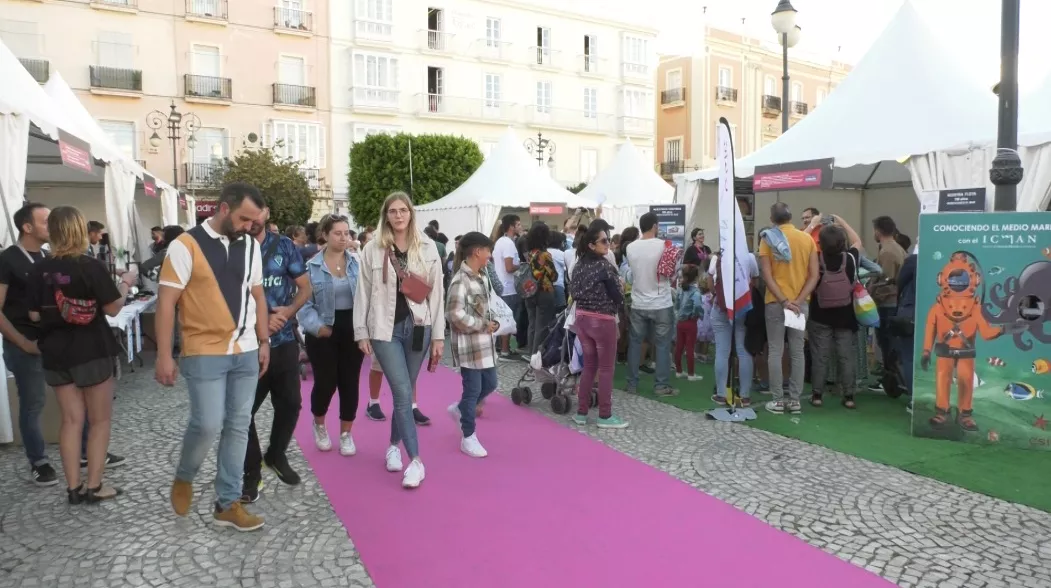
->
<box><xmin>772</xmin><ymin>0</ymin><xmax>800</xmax><ymax>133</ymax></box>
<box><xmin>524</xmin><ymin>132</ymin><xmax>557</xmax><ymax>169</ymax></box>
<box><xmin>990</xmin><ymin>0</ymin><xmax>1022</xmax><ymax>211</ymax></box>
<box><xmin>146</xmin><ymin>101</ymin><xmax>201</xmax><ymax>190</ymax></box>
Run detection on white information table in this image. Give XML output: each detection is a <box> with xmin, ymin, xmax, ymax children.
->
<box><xmin>108</xmin><ymin>295</ymin><xmax>157</xmax><ymax>375</ymax></box>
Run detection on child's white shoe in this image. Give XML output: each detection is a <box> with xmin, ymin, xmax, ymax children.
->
<box><xmin>460</xmin><ymin>434</ymin><xmax>488</xmax><ymax>458</ymax></box>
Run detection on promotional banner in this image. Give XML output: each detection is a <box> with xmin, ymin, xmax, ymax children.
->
<box><xmin>912</xmin><ymin>212</ymin><xmax>1051</xmax><ymax>451</ymax></box>
<box><xmin>648</xmin><ymin>204</ymin><xmax>686</xmax><ymax>249</ymax></box>
<box><xmin>938</xmin><ymin>188</ymin><xmax>987</xmax><ymax>213</ymax></box>
<box><xmin>752</xmin><ymin>158</ymin><xmax>834</xmax><ymax>192</ymax></box>
<box><xmin>715</xmin><ymin>117</ymin><xmax>752</xmax><ymax>319</ymax></box>
<box><xmin>196</xmin><ymin>201</ymin><xmax>218</xmax><ymax>217</ymax></box>
<box><xmin>57</xmin><ymin>129</ymin><xmax>93</xmax><ymax>174</ymax></box>
<box><xmin>143</xmin><ymin>173</ymin><xmax>157</xmax><ymax>198</ymax></box>
<box><xmin>178</xmin><ymin>193</ymin><xmax>187</xmax><ymax>210</ymax></box>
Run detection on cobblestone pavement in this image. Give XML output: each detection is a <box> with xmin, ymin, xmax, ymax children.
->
<box><xmin>1</xmin><ymin>354</ymin><xmax>1049</xmax><ymax>588</ymax></box>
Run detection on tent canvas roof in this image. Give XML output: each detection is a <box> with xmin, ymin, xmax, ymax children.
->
<box><xmin>0</xmin><ymin>39</ymin><xmax>89</xmax><ymax>144</ymax></box>
<box><xmin>1020</xmin><ymin>74</ymin><xmax>1051</xmax><ymax>147</ymax></box>
<box><xmin>682</xmin><ymin>0</ymin><xmax>997</xmax><ymax>186</ymax></box>
<box><xmin>577</xmin><ymin>140</ymin><xmax>673</xmax><ymax>206</ymax></box>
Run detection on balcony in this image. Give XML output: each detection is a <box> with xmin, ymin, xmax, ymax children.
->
<box><xmin>621</xmin><ymin>62</ymin><xmax>650</xmax><ymax>81</ymax></box>
<box><xmin>274</xmin><ymin>7</ymin><xmax>313</xmax><ymax>35</ymax></box>
<box><xmin>715</xmin><ymin>86</ymin><xmax>738</xmax><ymax>104</ymax></box>
<box><xmin>299</xmin><ymin>167</ymin><xmax>322</xmax><ymax>190</ymax></box>
<box><xmin>351</xmin><ymin>87</ymin><xmax>399</xmax><ymax>113</ymax></box>
<box><xmin>183</xmin><ymin>162</ymin><xmax>225</xmax><ymax>190</ymax></box>
<box><xmin>617</xmin><ymin>116</ymin><xmax>654</xmax><ymax>137</ymax></box>
<box><xmin>420</xmin><ymin>29</ymin><xmax>453</xmax><ymax>52</ymax></box>
<box><xmin>354</xmin><ymin>19</ymin><xmax>393</xmax><ymax>45</ymax></box>
<box><xmin>578</xmin><ymin>55</ymin><xmax>604</xmax><ymax>77</ymax></box>
<box><xmin>790</xmin><ymin>101</ymin><xmax>809</xmax><ymax>116</ymax></box>
<box><xmin>661</xmin><ymin>87</ymin><xmax>685</xmax><ymax>107</ymax></box>
<box><xmin>414</xmin><ymin>94</ymin><xmax>516</xmax><ymax>124</ymax></box>
<box><xmin>273</xmin><ymin>83</ymin><xmax>316</xmax><ymax>109</ymax></box>
<box><xmin>184</xmin><ymin>74</ymin><xmax>232</xmax><ymax>103</ymax></box>
<box><xmin>90</xmin><ymin>0</ymin><xmax>137</xmax><ymax>13</ymax></box>
<box><xmin>529</xmin><ymin>47</ymin><xmax>561</xmax><ymax>70</ymax></box>
<box><xmin>474</xmin><ymin>39</ymin><xmax>512</xmax><ymax>62</ymax></box>
<box><xmin>527</xmin><ymin>106</ymin><xmax>615</xmax><ymax>135</ymax></box>
<box><xmin>185</xmin><ymin>0</ymin><xmax>227</xmax><ymax>22</ymax></box>
<box><xmin>19</xmin><ymin>58</ymin><xmax>49</xmax><ymax>84</ymax></box>
<box><xmin>761</xmin><ymin>95</ymin><xmax>782</xmax><ymax>117</ymax></box>
<box><xmin>660</xmin><ymin>160</ymin><xmax>685</xmax><ymax>178</ymax></box>
<box><xmin>89</xmin><ymin>66</ymin><xmax>142</xmax><ymax>96</ymax></box>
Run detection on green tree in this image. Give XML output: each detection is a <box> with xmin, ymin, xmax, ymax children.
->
<box><xmin>349</xmin><ymin>133</ymin><xmax>483</xmax><ymax>228</ymax></box>
<box><xmin>568</xmin><ymin>182</ymin><xmax>587</xmax><ymax>194</ymax></box>
<box><xmin>220</xmin><ymin>146</ymin><xmax>314</xmax><ymax>229</ymax></box>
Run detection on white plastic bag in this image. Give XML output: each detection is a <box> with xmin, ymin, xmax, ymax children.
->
<box><xmin>488</xmin><ymin>288</ymin><xmax>517</xmax><ymax>337</ymax></box>
<box><xmin>564</xmin><ymin>301</ymin><xmax>577</xmax><ymax>331</ymax></box>
<box><xmin>569</xmin><ymin>337</ymin><xmax>583</xmax><ymax>374</ymax></box>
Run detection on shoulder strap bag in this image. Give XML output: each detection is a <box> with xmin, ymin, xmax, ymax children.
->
<box><xmin>384</xmin><ymin>247</ymin><xmax>433</xmax><ymax>304</ymax></box>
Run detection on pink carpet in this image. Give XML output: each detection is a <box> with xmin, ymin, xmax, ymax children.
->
<box><xmin>294</xmin><ymin>362</ymin><xmax>892</xmax><ymax>588</ymax></box>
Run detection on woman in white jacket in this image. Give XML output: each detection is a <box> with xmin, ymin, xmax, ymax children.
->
<box><xmin>354</xmin><ymin>192</ymin><xmax>445</xmax><ymax>489</ymax></box>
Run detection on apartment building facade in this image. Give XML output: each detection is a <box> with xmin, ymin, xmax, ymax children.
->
<box><xmin>1</xmin><ymin>0</ymin><xmax>333</xmax><ymax>220</ymax></box>
<box><xmin>656</xmin><ymin>27</ymin><xmax>851</xmax><ymax>179</ymax></box>
<box><xmin>330</xmin><ymin>0</ymin><xmax>658</xmax><ymax>215</ymax></box>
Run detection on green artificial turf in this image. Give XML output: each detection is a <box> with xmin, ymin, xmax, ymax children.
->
<box><xmin>606</xmin><ymin>362</ymin><xmax>1051</xmax><ymax>513</ymax></box>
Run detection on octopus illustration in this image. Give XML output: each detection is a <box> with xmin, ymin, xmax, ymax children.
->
<box><xmin>983</xmin><ymin>260</ymin><xmax>1051</xmax><ymax>351</ymax></box>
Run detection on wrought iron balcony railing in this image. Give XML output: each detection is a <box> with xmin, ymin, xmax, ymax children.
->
<box><xmin>423</xmin><ymin>29</ymin><xmax>452</xmax><ymax>51</ymax></box>
<box><xmin>273</xmin><ymin>83</ymin><xmax>316</xmax><ymax>107</ymax></box>
<box><xmin>660</xmin><ymin>160</ymin><xmax>685</xmax><ymax>176</ymax></box>
<box><xmin>661</xmin><ymin>87</ymin><xmax>685</xmax><ymax>104</ymax></box>
<box><xmin>183</xmin><ymin>161</ymin><xmax>225</xmax><ymax>189</ymax></box>
<box><xmin>474</xmin><ymin>39</ymin><xmax>512</xmax><ymax>61</ymax></box>
<box><xmin>89</xmin><ymin>65</ymin><xmax>142</xmax><ymax>92</ymax></box>
<box><xmin>185</xmin><ymin>0</ymin><xmax>227</xmax><ymax>19</ymax></box>
<box><xmin>19</xmin><ymin>57</ymin><xmax>49</xmax><ymax>84</ymax></box>
<box><xmin>184</xmin><ymin>74</ymin><xmax>232</xmax><ymax>100</ymax></box>
<box><xmin>762</xmin><ymin>95</ymin><xmax>782</xmax><ymax>112</ymax></box>
<box><xmin>790</xmin><ymin>101</ymin><xmax>809</xmax><ymax>116</ymax></box>
<box><xmin>715</xmin><ymin>86</ymin><xmax>738</xmax><ymax>102</ymax></box>
<box><xmin>274</xmin><ymin>7</ymin><xmax>313</xmax><ymax>32</ymax></box>
<box><xmin>415</xmin><ymin>94</ymin><xmax>516</xmax><ymax>121</ymax></box>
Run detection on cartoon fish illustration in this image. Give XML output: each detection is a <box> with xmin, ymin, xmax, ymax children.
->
<box><xmin>988</xmin><ymin>266</ymin><xmax>1004</xmax><ymax>276</ymax></box>
<box><xmin>953</xmin><ymin>373</ymin><xmax>985</xmax><ymax>389</ymax></box>
<box><xmin>988</xmin><ymin>357</ymin><xmax>1006</xmax><ymax>367</ymax></box>
<box><xmin>1033</xmin><ymin>359</ymin><xmax>1051</xmax><ymax>375</ymax></box>
<box><xmin>1003</xmin><ymin>382</ymin><xmax>1044</xmax><ymax>401</ymax></box>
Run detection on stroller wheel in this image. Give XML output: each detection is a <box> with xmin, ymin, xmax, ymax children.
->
<box><xmin>522</xmin><ymin>387</ymin><xmax>533</xmax><ymax>404</ymax></box>
<box><xmin>590</xmin><ymin>390</ymin><xmax>599</xmax><ymax>408</ymax></box>
<box><xmin>541</xmin><ymin>382</ymin><xmax>556</xmax><ymax>400</ymax></box>
<box><xmin>551</xmin><ymin>395</ymin><xmax>569</xmax><ymax>414</ymax></box>
<box><xmin>511</xmin><ymin>388</ymin><xmax>524</xmax><ymax>405</ymax></box>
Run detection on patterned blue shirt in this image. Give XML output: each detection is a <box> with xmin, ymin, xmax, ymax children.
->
<box><xmin>260</xmin><ymin>232</ymin><xmax>306</xmax><ymax>348</ymax></box>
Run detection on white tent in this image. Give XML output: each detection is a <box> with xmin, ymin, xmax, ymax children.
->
<box><xmin>577</xmin><ymin>140</ymin><xmax>674</xmax><ymax>230</ymax></box>
<box><xmin>415</xmin><ymin>127</ymin><xmax>594</xmax><ymax>238</ymax></box>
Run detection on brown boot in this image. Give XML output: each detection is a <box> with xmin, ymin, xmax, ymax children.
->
<box><xmin>170</xmin><ymin>479</ymin><xmax>192</xmax><ymax>516</ymax></box>
<box><xmin>213</xmin><ymin>502</ymin><xmax>265</xmax><ymax>532</ymax></box>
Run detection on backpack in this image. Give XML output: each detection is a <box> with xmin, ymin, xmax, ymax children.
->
<box><xmin>657</xmin><ymin>240</ymin><xmax>678</xmax><ymax>278</ymax></box>
<box><xmin>815</xmin><ymin>252</ymin><xmax>853</xmax><ymax>308</ymax></box>
<box><xmin>513</xmin><ymin>257</ymin><xmax>538</xmax><ymax>299</ymax></box>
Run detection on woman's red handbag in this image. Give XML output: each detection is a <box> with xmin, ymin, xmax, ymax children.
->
<box><xmin>384</xmin><ymin>248</ymin><xmax>432</xmax><ymax>304</ymax></box>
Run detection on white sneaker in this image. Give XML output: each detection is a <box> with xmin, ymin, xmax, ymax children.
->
<box><xmin>385</xmin><ymin>445</ymin><xmax>403</xmax><ymax>472</ymax></box>
<box><xmin>447</xmin><ymin>402</ymin><xmax>461</xmax><ymax>424</ymax></box>
<box><xmin>339</xmin><ymin>432</ymin><xmax>357</xmax><ymax>456</ymax></box>
<box><xmin>688</xmin><ymin>374</ymin><xmax>704</xmax><ymax>381</ymax></box>
<box><xmin>460</xmin><ymin>434</ymin><xmax>488</xmax><ymax>458</ymax></box>
<box><xmin>402</xmin><ymin>458</ymin><xmax>425</xmax><ymax>488</ymax></box>
<box><xmin>675</xmin><ymin>371</ymin><xmax>685</xmax><ymax>379</ymax></box>
<box><xmin>313</xmin><ymin>423</ymin><xmax>332</xmax><ymax>452</ymax></box>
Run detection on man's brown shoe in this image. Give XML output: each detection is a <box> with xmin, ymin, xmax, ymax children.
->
<box><xmin>213</xmin><ymin>502</ymin><xmax>265</xmax><ymax>532</ymax></box>
<box><xmin>170</xmin><ymin>479</ymin><xmax>192</xmax><ymax>516</ymax></box>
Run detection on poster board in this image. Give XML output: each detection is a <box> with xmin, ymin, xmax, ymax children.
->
<box><xmin>649</xmin><ymin>204</ymin><xmax>686</xmax><ymax>249</ymax></box>
<box><xmin>912</xmin><ymin>212</ymin><xmax>1051</xmax><ymax>450</ymax></box>
<box><xmin>752</xmin><ymin>158</ymin><xmax>834</xmax><ymax>192</ymax></box>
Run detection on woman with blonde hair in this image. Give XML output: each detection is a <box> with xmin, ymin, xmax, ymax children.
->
<box><xmin>355</xmin><ymin>192</ymin><xmax>445</xmax><ymax>489</ymax></box>
<box><xmin>27</xmin><ymin>206</ymin><xmax>135</xmax><ymax>503</ymax></box>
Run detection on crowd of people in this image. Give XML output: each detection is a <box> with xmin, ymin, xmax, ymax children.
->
<box><xmin>3</xmin><ymin>183</ymin><xmax>918</xmax><ymax>533</ymax></box>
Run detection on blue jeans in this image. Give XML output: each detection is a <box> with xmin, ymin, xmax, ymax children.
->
<box><xmin>176</xmin><ymin>351</ymin><xmax>259</xmax><ymax>509</ymax></box>
<box><xmin>876</xmin><ymin>306</ymin><xmax>897</xmax><ymax>370</ymax></box>
<box><xmin>626</xmin><ymin>306</ymin><xmax>675</xmax><ymax>391</ymax></box>
<box><xmin>711</xmin><ymin>308</ymin><xmax>754</xmax><ymax>399</ymax></box>
<box><xmin>457</xmin><ymin>367</ymin><xmax>497</xmax><ymax>437</ymax></box>
<box><xmin>371</xmin><ymin>318</ymin><xmax>430</xmax><ymax>459</ymax></box>
<box><xmin>5</xmin><ymin>342</ymin><xmax>49</xmax><ymax>467</ymax></box>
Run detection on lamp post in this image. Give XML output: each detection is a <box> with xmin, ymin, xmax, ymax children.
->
<box><xmin>523</xmin><ymin>132</ymin><xmax>557</xmax><ymax>170</ymax></box>
<box><xmin>146</xmin><ymin>101</ymin><xmax>201</xmax><ymax>190</ymax></box>
<box><xmin>990</xmin><ymin>0</ymin><xmax>1022</xmax><ymax>211</ymax></box>
<box><xmin>771</xmin><ymin>0</ymin><xmax>801</xmax><ymax>133</ymax></box>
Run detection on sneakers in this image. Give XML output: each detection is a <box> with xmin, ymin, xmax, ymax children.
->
<box><xmin>240</xmin><ymin>479</ymin><xmax>264</xmax><ymax>504</ymax></box>
<box><xmin>654</xmin><ymin>386</ymin><xmax>679</xmax><ymax>397</ymax></box>
<box><xmin>712</xmin><ymin>395</ymin><xmax>727</xmax><ymax>405</ymax></box>
<box><xmin>170</xmin><ymin>479</ymin><xmax>193</xmax><ymax>516</ymax></box>
<box><xmin>867</xmin><ymin>381</ymin><xmax>885</xmax><ymax>393</ymax></box>
<box><xmin>80</xmin><ymin>453</ymin><xmax>127</xmax><ymax>469</ymax></box>
<box><xmin>597</xmin><ymin>415</ymin><xmax>629</xmax><ymax>429</ymax></box>
<box><xmin>339</xmin><ymin>432</ymin><xmax>357</xmax><ymax>456</ymax></box>
<box><xmin>571</xmin><ymin>413</ymin><xmax>588</xmax><ymax>426</ymax></box>
<box><xmin>402</xmin><ymin>459</ymin><xmax>425</xmax><ymax>489</ymax></box>
<box><xmin>413</xmin><ymin>407</ymin><xmax>431</xmax><ymax>426</ymax></box>
<box><xmin>214</xmin><ymin>502</ymin><xmax>265</xmax><ymax>532</ymax></box>
<box><xmin>460</xmin><ymin>434</ymin><xmax>488</xmax><ymax>458</ymax></box>
<box><xmin>31</xmin><ymin>463</ymin><xmax>58</xmax><ymax>487</ymax></box>
<box><xmin>688</xmin><ymin>374</ymin><xmax>703</xmax><ymax>382</ymax></box>
<box><xmin>787</xmin><ymin>400</ymin><xmax>802</xmax><ymax>414</ymax></box>
<box><xmin>447</xmin><ymin>402</ymin><xmax>462</xmax><ymax>425</ymax></box>
<box><xmin>366</xmin><ymin>403</ymin><xmax>386</xmax><ymax>421</ymax></box>
<box><xmin>639</xmin><ymin>364</ymin><xmax>655</xmax><ymax>374</ymax></box>
<box><xmin>740</xmin><ymin>397</ymin><xmax>752</xmax><ymax>408</ymax></box>
<box><xmin>765</xmin><ymin>400</ymin><xmax>785</xmax><ymax>414</ymax></box>
<box><xmin>83</xmin><ymin>483</ymin><xmax>122</xmax><ymax>503</ymax></box>
<box><xmin>263</xmin><ymin>452</ymin><xmax>301</xmax><ymax>486</ymax></box>
<box><xmin>385</xmin><ymin>445</ymin><xmax>403</xmax><ymax>472</ymax></box>
<box><xmin>675</xmin><ymin>371</ymin><xmax>685</xmax><ymax>379</ymax></box>
<box><xmin>313</xmin><ymin>422</ymin><xmax>332</xmax><ymax>451</ymax></box>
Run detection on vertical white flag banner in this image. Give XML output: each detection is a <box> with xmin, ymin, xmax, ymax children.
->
<box><xmin>716</xmin><ymin>117</ymin><xmax>752</xmax><ymax>319</ymax></box>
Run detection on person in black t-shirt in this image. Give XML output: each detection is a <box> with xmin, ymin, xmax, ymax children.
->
<box><xmin>27</xmin><ymin>206</ymin><xmax>136</xmax><ymax>503</ymax></box>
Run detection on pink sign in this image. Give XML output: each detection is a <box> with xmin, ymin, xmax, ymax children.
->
<box><xmin>57</xmin><ymin>129</ymin><xmax>93</xmax><ymax>174</ymax></box>
<box><xmin>143</xmin><ymin>173</ymin><xmax>157</xmax><ymax>197</ymax></box>
<box><xmin>529</xmin><ymin>204</ymin><xmax>565</xmax><ymax>215</ymax></box>
<box><xmin>752</xmin><ymin>168</ymin><xmax>824</xmax><ymax>191</ymax></box>
<box><xmin>196</xmin><ymin>201</ymin><xmax>218</xmax><ymax>216</ymax></box>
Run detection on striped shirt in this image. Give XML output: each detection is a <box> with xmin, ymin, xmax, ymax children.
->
<box><xmin>446</xmin><ymin>264</ymin><xmax>497</xmax><ymax>370</ymax></box>
<box><xmin>159</xmin><ymin>220</ymin><xmax>263</xmax><ymax>356</ymax></box>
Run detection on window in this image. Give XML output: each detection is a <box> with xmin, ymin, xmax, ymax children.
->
<box><xmin>353</xmin><ymin>52</ymin><xmax>398</xmax><ymax>89</ymax></box>
<box><xmin>764</xmin><ymin>75</ymin><xmax>776</xmax><ymax>96</ymax></box>
<box><xmin>666</xmin><ymin>69</ymin><xmax>682</xmax><ymax>90</ymax></box>
<box><xmin>97</xmin><ymin>31</ymin><xmax>134</xmax><ymax>68</ymax></box>
<box><xmin>535</xmin><ymin>81</ymin><xmax>551</xmax><ymax>113</ymax></box>
<box><xmin>817</xmin><ymin>88</ymin><xmax>827</xmax><ymax>106</ymax></box>
<box><xmin>664</xmin><ymin>137</ymin><xmax>681</xmax><ymax>162</ymax></box>
<box><xmin>791</xmin><ymin>81</ymin><xmax>803</xmax><ymax>102</ymax></box>
<box><xmin>536</xmin><ymin>27</ymin><xmax>551</xmax><ymax>65</ymax></box>
<box><xmin>99</xmin><ymin>120</ymin><xmax>136</xmax><ymax>161</ymax></box>
<box><xmin>583</xmin><ymin>34</ymin><xmax>597</xmax><ymax>71</ymax></box>
<box><xmin>580</xmin><ymin>148</ymin><xmax>598</xmax><ymax>182</ymax></box>
<box><xmin>583</xmin><ymin>87</ymin><xmax>597</xmax><ymax>118</ymax></box>
<box><xmin>718</xmin><ymin>66</ymin><xmax>731</xmax><ymax>88</ymax></box>
<box><xmin>267</xmin><ymin>120</ymin><xmax>326</xmax><ymax>169</ymax></box>
<box><xmin>193</xmin><ymin>127</ymin><xmax>226</xmax><ymax>162</ymax></box>
<box><xmin>621</xmin><ymin>88</ymin><xmax>651</xmax><ymax>118</ymax></box>
<box><xmin>352</xmin><ymin>123</ymin><xmax>400</xmax><ymax>143</ymax></box>
<box><xmin>279</xmin><ymin>55</ymin><xmax>306</xmax><ymax>85</ymax></box>
<box><xmin>191</xmin><ymin>44</ymin><xmax>220</xmax><ymax>76</ymax></box>
<box><xmin>485</xmin><ymin>17</ymin><xmax>501</xmax><ymax>46</ymax></box>
<box><xmin>356</xmin><ymin>0</ymin><xmax>392</xmax><ymax>23</ymax></box>
<box><xmin>622</xmin><ymin>35</ymin><xmax>648</xmax><ymax>67</ymax></box>
<box><xmin>0</xmin><ymin>20</ymin><xmax>41</xmax><ymax>57</ymax></box>
<box><xmin>484</xmin><ymin>73</ymin><xmax>502</xmax><ymax>106</ymax></box>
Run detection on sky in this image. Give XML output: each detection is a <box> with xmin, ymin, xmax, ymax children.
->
<box><xmin>545</xmin><ymin>0</ymin><xmax>1050</xmax><ymax>92</ymax></box>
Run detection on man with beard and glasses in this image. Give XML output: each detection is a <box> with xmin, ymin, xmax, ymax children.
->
<box><xmin>156</xmin><ymin>182</ymin><xmax>270</xmax><ymax>532</ymax></box>
<box><xmin>240</xmin><ymin>206</ymin><xmax>311</xmax><ymax>503</ymax></box>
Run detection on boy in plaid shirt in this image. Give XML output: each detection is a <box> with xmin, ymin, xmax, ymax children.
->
<box><xmin>445</xmin><ymin>232</ymin><xmax>501</xmax><ymax>458</ymax></box>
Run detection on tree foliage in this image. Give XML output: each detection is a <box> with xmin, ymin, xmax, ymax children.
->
<box><xmin>220</xmin><ymin>147</ymin><xmax>314</xmax><ymax>229</ymax></box>
<box><xmin>568</xmin><ymin>182</ymin><xmax>587</xmax><ymax>194</ymax></box>
<box><xmin>349</xmin><ymin>133</ymin><xmax>483</xmax><ymax>229</ymax></box>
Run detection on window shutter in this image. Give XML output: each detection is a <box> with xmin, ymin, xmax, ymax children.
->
<box><xmin>319</xmin><ymin>125</ymin><xmax>327</xmax><ymax>170</ymax></box>
<box><xmin>261</xmin><ymin>120</ymin><xmax>271</xmax><ymax>148</ymax></box>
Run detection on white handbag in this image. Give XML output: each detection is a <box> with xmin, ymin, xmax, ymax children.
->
<box><xmin>487</xmin><ymin>279</ymin><xmax>517</xmax><ymax>337</ymax></box>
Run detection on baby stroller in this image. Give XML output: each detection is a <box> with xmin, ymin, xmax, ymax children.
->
<box><xmin>295</xmin><ymin>323</ymin><xmax>310</xmax><ymax>380</ymax></box>
<box><xmin>517</xmin><ymin>309</ymin><xmax>597</xmax><ymax>414</ymax></box>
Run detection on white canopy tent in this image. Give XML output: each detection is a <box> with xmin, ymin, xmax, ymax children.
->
<box><xmin>577</xmin><ymin>140</ymin><xmax>674</xmax><ymax>230</ymax></box>
<box><xmin>415</xmin><ymin>127</ymin><xmax>595</xmax><ymax>238</ymax></box>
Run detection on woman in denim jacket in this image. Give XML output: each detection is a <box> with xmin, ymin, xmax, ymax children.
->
<box><xmin>297</xmin><ymin>215</ymin><xmax>364</xmax><ymax>457</ymax></box>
